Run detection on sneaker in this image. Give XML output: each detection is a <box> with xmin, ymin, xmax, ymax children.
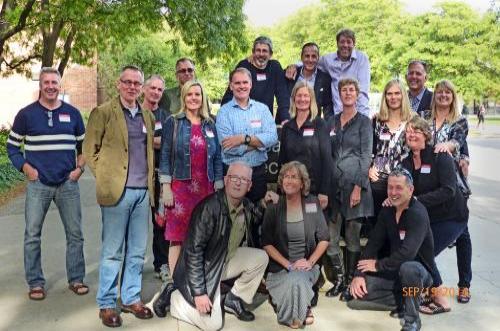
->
<box><xmin>159</xmin><ymin>264</ymin><xmax>171</xmax><ymax>283</ymax></box>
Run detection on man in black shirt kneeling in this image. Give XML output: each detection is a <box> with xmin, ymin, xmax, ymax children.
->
<box><xmin>347</xmin><ymin>168</ymin><xmax>436</xmax><ymax>331</ymax></box>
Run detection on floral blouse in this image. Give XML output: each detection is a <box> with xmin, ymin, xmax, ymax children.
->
<box><xmin>372</xmin><ymin>120</ymin><xmax>409</xmax><ymax>176</ymax></box>
<box><xmin>425</xmin><ymin>112</ymin><xmax>469</xmax><ymax>162</ymax></box>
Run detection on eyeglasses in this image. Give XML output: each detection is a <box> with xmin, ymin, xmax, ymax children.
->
<box><xmin>283</xmin><ymin>174</ymin><xmax>301</xmax><ymax>181</ymax></box>
<box><xmin>227</xmin><ymin>175</ymin><xmax>251</xmax><ymax>185</ymax></box>
<box><xmin>120</xmin><ymin>79</ymin><xmax>143</xmax><ymax>87</ymax></box>
<box><xmin>405</xmin><ymin>128</ymin><xmax>424</xmax><ymax>136</ymax></box>
<box><xmin>176</xmin><ymin>68</ymin><xmax>194</xmax><ymax>74</ymax></box>
<box><xmin>47</xmin><ymin>111</ymin><xmax>53</xmax><ymax>127</ymax></box>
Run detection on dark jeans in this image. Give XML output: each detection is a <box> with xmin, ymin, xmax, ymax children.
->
<box><xmin>370</xmin><ymin>176</ymin><xmax>388</xmax><ymax>220</ymax></box>
<box><xmin>456</xmin><ymin>226</ymin><xmax>472</xmax><ymax>288</ymax></box>
<box><xmin>152</xmin><ymin>174</ymin><xmax>169</xmax><ymax>271</ymax></box>
<box><xmin>348</xmin><ymin>261</ymin><xmax>433</xmax><ymax>325</ymax></box>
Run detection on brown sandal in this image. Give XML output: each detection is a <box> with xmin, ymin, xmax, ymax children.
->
<box><xmin>29</xmin><ymin>287</ymin><xmax>46</xmax><ymax>300</ymax></box>
<box><xmin>304</xmin><ymin>308</ymin><xmax>314</xmax><ymax>325</ymax></box>
<box><xmin>68</xmin><ymin>283</ymin><xmax>89</xmax><ymax>295</ymax></box>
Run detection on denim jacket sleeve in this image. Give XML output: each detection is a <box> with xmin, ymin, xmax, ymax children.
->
<box><xmin>159</xmin><ymin>115</ymin><xmax>175</xmax><ymax>183</ymax></box>
<box><xmin>211</xmin><ymin>122</ymin><xmax>224</xmax><ymax>189</ymax></box>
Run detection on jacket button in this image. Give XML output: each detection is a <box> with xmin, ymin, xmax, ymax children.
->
<box><xmin>125</xmin><ymin>148</ymin><xmax>127</xmax><ymax>152</ymax></box>
<box><xmin>123</xmin><ymin>166</ymin><xmax>127</xmax><ymax>170</ymax></box>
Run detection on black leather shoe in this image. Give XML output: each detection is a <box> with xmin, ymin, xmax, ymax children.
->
<box><xmin>153</xmin><ymin>282</ymin><xmax>175</xmax><ymax>318</ymax></box>
<box><xmin>401</xmin><ymin>319</ymin><xmax>421</xmax><ymax>331</ymax></box>
<box><xmin>325</xmin><ymin>278</ymin><xmax>345</xmax><ymax>297</ymax></box>
<box><xmin>223</xmin><ymin>292</ymin><xmax>255</xmax><ymax>321</ymax></box>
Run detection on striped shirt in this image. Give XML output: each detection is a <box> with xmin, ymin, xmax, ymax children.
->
<box><xmin>216</xmin><ymin>98</ymin><xmax>278</xmax><ymax>167</ymax></box>
<box><xmin>7</xmin><ymin>101</ymin><xmax>85</xmax><ymax>186</ymax></box>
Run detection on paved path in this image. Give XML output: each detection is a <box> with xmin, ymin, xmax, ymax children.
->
<box><xmin>1</xmin><ymin>129</ymin><xmax>500</xmax><ymax>331</ymax></box>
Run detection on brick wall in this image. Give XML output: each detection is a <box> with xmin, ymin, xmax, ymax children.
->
<box><xmin>60</xmin><ymin>64</ymin><xmax>97</xmax><ymax>112</ymax></box>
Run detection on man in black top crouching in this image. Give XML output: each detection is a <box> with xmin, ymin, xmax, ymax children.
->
<box><xmin>347</xmin><ymin>168</ymin><xmax>436</xmax><ymax>331</ymax></box>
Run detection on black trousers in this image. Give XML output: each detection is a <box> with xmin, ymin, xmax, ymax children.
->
<box><xmin>151</xmin><ymin>174</ymin><xmax>169</xmax><ymax>271</ymax></box>
<box><xmin>348</xmin><ymin>261</ymin><xmax>433</xmax><ymax>324</ymax></box>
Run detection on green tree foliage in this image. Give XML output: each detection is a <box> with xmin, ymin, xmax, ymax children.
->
<box><xmin>270</xmin><ymin>0</ymin><xmax>499</xmax><ymax>101</ymax></box>
<box><xmin>0</xmin><ymin>0</ymin><xmax>247</xmax><ymax>77</ymax></box>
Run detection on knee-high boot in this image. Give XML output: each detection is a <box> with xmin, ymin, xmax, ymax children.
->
<box><xmin>324</xmin><ymin>254</ymin><xmax>345</xmax><ymax>297</ymax></box>
<box><xmin>339</xmin><ymin>250</ymin><xmax>360</xmax><ymax>302</ymax></box>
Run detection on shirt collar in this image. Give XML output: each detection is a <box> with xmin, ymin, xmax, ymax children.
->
<box><xmin>298</xmin><ymin>66</ymin><xmax>318</xmax><ymax>82</ymax></box>
<box><xmin>230</xmin><ymin>97</ymin><xmax>255</xmax><ymax>111</ymax></box>
<box><xmin>225</xmin><ymin>194</ymin><xmax>243</xmax><ymax>217</ymax></box>
<box><xmin>334</xmin><ymin>49</ymin><xmax>358</xmax><ymax>61</ymax></box>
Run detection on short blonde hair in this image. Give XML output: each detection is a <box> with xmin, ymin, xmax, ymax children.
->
<box><xmin>277</xmin><ymin>161</ymin><xmax>311</xmax><ymax>196</ymax></box>
<box><xmin>289</xmin><ymin>81</ymin><xmax>318</xmax><ymax>119</ymax></box>
<box><xmin>430</xmin><ymin>80</ymin><xmax>460</xmax><ymax>124</ymax></box>
<box><xmin>378</xmin><ymin>79</ymin><xmax>412</xmax><ymax>122</ymax></box>
<box><xmin>180</xmin><ymin>80</ymin><xmax>211</xmax><ymax>121</ymax></box>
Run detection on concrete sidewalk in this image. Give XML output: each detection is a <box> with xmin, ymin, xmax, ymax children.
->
<box><xmin>1</xmin><ymin>136</ymin><xmax>500</xmax><ymax>331</ymax></box>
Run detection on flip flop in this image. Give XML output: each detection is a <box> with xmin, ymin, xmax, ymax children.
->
<box><xmin>304</xmin><ymin>308</ymin><xmax>314</xmax><ymax>325</ymax></box>
<box><xmin>68</xmin><ymin>283</ymin><xmax>89</xmax><ymax>295</ymax></box>
<box><xmin>419</xmin><ymin>302</ymin><xmax>451</xmax><ymax>315</ymax></box>
<box><xmin>29</xmin><ymin>287</ymin><xmax>46</xmax><ymax>300</ymax></box>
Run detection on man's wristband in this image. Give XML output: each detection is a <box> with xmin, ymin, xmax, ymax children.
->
<box><xmin>78</xmin><ymin>165</ymin><xmax>85</xmax><ymax>173</ymax></box>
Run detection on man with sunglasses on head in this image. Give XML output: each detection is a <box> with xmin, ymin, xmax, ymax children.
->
<box><xmin>159</xmin><ymin>58</ymin><xmax>210</xmax><ymax>115</ymax></box>
<box><xmin>153</xmin><ymin>162</ymin><xmax>269</xmax><ymax>330</ymax></box>
<box><xmin>347</xmin><ymin>169</ymin><xmax>437</xmax><ymax>331</ymax></box>
<box><xmin>84</xmin><ymin>65</ymin><xmax>156</xmax><ymax>327</ymax></box>
<box><xmin>7</xmin><ymin>67</ymin><xmax>87</xmax><ymax>302</ymax></box>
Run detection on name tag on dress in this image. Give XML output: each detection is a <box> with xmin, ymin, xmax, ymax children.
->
<box><xmin>256</xmin><ymin>73</ymin><xmax>267</xmax><ymax>81</ymax></box>
<box><xmin>206</xmin><ymin>129</ymin><xmax>214</xmax><ymax>138</ymax></box>
<box><xmin>305</xmin><ymin>203</ymin><xmax>317</xmax><ymax>213</ymax></box>
<box><xmin>250</xmin><ymin>120</ymin><xmax>262</xmax><ymax>128</ymax></box>
<box><xmin>303</xmin><ymin>128</ymin><xmax>314</xmax><ymax>137</ymax></box>
<box><xmin>154</xmin><ymin>121</ymin><xmax>162</xmax><ymax>131</ymax></box>
<box><xmin>380</xmin><ymin>133</ymin><xmax>391</xmax><ymax>141</ymax></box>
<box><xmin>59</xmin><ymin>114</ymin><xmax>70</xmax><ymax>122</ymax></box>
<box><xmin>420</xmin><ymin>164</ymin><xmax>431</xmax><ymax>174</ymax></box>
<box><xmin>399</xmin><ymin>230</ymin><xmax>406</xmax><ymax>240</ymax></box>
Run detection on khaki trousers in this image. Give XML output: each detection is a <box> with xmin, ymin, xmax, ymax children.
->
<box><xmin>171</xmin><ymin>247</ymin><xmax>268</xmax><ymax>331</ymax></box>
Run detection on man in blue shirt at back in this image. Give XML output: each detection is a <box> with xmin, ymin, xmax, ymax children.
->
<box><xmin>7</xmin><ymin>67</ymin><xmax>87</xmax><ymax>301</ymax></box>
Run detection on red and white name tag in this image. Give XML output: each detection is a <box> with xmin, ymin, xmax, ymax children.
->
<box><xmin>380</xmin><ymin>133</ymin><xmax>391</xmax><ymax>141</ymax></box>
<box><xmin>330</xmin><ymin>129</ymin><xmax>336</xmax><ymax>136</ymax></box>
<box><xmin>154</xmin><ymin>121</ymin><xmax>162</xmax><ymax>131</ymax></box>
<box><xmin>250</xmin><ymin>120</ymin><xmax>261</xmax><ymax>128</ymax></box>
<box><xmin>206</xmin><ymin>129</ymin><xmax>214</xmax><ymax>138</ymax></box>
<box><xmin>399</xmin><ymin>230</ymin><xmax>406</xmax><ymax>240</ymax></box>
<box><xmin>305</xmin><ymin>203</ymin><xmax>317</xmax><ymax>213</ymax></box>
<box><xmin>256</xmin><ymin>73</ymin><xmax>267</xmax><ymax>81</ymax></box>
<box><xmin>59</xmin><ymin>114</ymin><xmax>70</xmax><ymax>122</ymax></box>
<box><xmin>420</xmin><ymin>164</ymin><xmax>431</xmax><ymax>174</ymax></box>
<box><xmin>142</xmin><ymin>125</ymin><xmax>147</xmax><ymax>133</ymax></box>
<box><xmin>303</xmin><ymin>128</ymin><xmax>314</xmax><ymax>137</ymax></box>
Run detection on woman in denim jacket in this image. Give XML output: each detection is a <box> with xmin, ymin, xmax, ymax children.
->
<box><xmin>159</xmin><ymin>80</ymin><xmax>223</xmax><ymax>273</ymax></box>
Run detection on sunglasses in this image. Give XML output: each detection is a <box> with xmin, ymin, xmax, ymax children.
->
<box><xmin>47</xmin><ymin>111</ymin><xmax>53</xmax><ymax>127</ymax></box>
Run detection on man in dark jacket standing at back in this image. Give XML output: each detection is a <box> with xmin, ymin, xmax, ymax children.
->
<box><xmin>221</xmin><ymin>36</ymin><xmax>290</xmax><ymax>124</ymax></box>
<box><xmin>153</xmin><ymin>162</ymin><xmax>268</xmax><ymax>331</ymax></box>
<box><xmin>286</xmin><ymin>42</ymin><xmax>334</xmax><ymax>120</ymax></box>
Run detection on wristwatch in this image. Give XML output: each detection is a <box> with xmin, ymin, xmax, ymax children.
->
<box><xmin>244</xmin><ymin>134</ymin><xmax>251</xmax><ymax>145</ymax></box>
<box><xmin>78</xmin><ymin>165</ymin><xmax>85</xmax><ymax>173</ymax></box>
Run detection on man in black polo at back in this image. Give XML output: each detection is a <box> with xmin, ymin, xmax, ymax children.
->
<box><xmin>347</xmin><ymin>169</ymin><xmax>437</xmax><ymax>331</ymax></box>
<box><xmin>286</xmin><ymin>42</ymin><xmax>334</xmax><ymax>120</ymax></box>
<box><xmin>221</xmin><ymin>36</ymin><xmax>290</xmax><ymax>124</ymax></box>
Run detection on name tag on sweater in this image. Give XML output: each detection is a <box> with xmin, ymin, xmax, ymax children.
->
<box><xmin>399</xmin><ymin>230</ymin><xmax>406</xmax><ymax>240</ymax></box>
<box><xmin>256</xmin><ymin>73</ymin><xmax>267</xmax><ymax>81</ymax></box>
<box><xmin>305</xmin><ymin>203</ymin><xmax>317</xmax><ymax>213</ymax></box>
<box><xmin>330</xmin><ymin>129</ymin><xmax>336</xmax><ymax>136</ymax></box>
<box><xmin>59</xmin><ymin>114</ymin><xmax>70</xmax><ymax>122</ymax></box>
<box><xmin>420</xmin><ymin>164</ymin><xmax>431</xmax><ymax>174</ymax></box>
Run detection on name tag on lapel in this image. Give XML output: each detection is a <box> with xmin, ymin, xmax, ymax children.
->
<box><xmin>142</xmin><ymin>124</ymin><xmax>147</xmax><ymax>134</ymax></box>
<box><xmin>206</xmin><ymin>129</ymin><xmax>214</xmax><ymax>138</ymax></box>
<box><xmin>399</xmin><ymin>230</ymin><xmax>406</xmax><ymax>240</ymax></box>
<box><xmin>420</xmin><ymin>164</ymin><xmax>431</xmax><ymax>174</ymax></box>
<box><xmin>154</xmin><ymin>121</ymin><xmax>162</xmax><ymax>131</ymax></box>
<box><xmin>303</xmin><ymin>128</ymin><xmax>314</xmax><ymax>137</ymax></box>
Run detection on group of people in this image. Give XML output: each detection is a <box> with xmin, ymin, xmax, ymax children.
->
<box><xmin>6</xmin><ymin>28</ymin><xmax>472</xmax><ymax>331</ymax></box>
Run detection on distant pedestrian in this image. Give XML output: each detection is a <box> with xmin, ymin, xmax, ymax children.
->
<box><xmin>477</xmin><ymin>104</ymin><xmax>485</xmax><ymax>130</ymax></box>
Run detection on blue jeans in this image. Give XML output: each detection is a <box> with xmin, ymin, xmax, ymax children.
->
<box><xmin>96</xmin><ymin>188</ymin><xmax>149</xmax><ymax>308</ymax></box>
<box><xmin>24</xmin><ymin>179</ymin><xmax>85</xmax><ymax>288</ymax></box>
<box><xmin>430</xmin><ymin>219</ymin><xmax>468</xmax><ymax>286</ymax></box>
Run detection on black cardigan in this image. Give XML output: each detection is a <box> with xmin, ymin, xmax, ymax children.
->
<box><xmin>261</xmin><ymin>194</ymin><xmax>330</xmax><ymax>273</ymax></box>
<box><xmin>401</xmin><ymin>145</ymin><xmax>468</xmax><ymax>223</ymax></box>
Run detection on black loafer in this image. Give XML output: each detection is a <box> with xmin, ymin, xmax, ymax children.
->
<box><xmin>153</xmin><ymin>282</ymin><xmax>175</xmax><ymax>318</ymax></box>
<box><xmin>401</xmin><ymin>319</ymin><xmax>421</xmax><ymax>331</ymax></box>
